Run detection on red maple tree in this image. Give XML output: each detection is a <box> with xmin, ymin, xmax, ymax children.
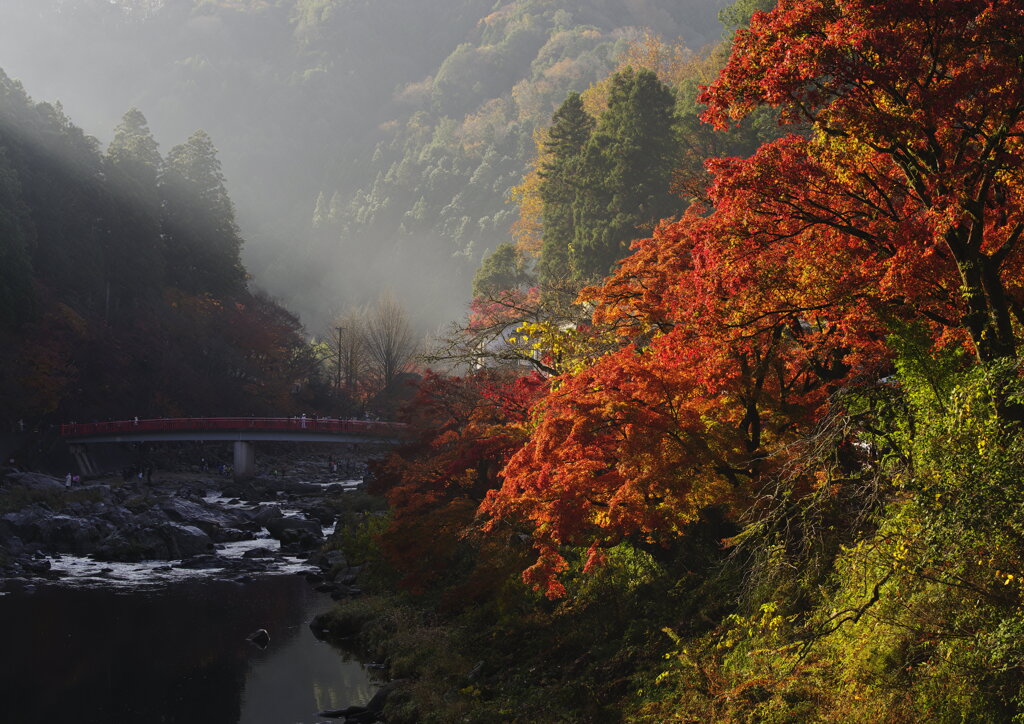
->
<box><xmin>483</xmin><ymin>0</ymin><xmax>1024</xmax><ymax>596</ymax></box>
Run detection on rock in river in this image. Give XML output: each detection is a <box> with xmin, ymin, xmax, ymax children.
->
<box><xmin>263</xmin><ymin>516</ymin><xmax>323</xmax><ymax>549</ymax></box>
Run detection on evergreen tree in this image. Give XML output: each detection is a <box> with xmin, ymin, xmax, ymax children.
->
<box><xmin>537</xmin><ymin>92</ymin><xmax>594</xmax><ymax>285</ymax></box>
<box><xmin>105</xmin><ymin>108</ymin><xmax>165</xmax><ymax>310</ymax></box>
<box><xmin>16</xmin><ymin>99</ymin><xmax>106</xmax><ymax>308</ymax></box>
<box><xmin>571</xmin><ymin>67</ymin><xmax>680</xmax><ymax>280</ymax></box>
<box><xmin>719</xmin><ymin>0</ymin><xmax>776</xmax><ymax>32</ymax></box>
<box><xmin>0</xmin><ymin>147</ymin><xmax>34</xmax><ymax>327</ymax></box>
<box><xmin>473</xmin><ymin>242</ymin><xmax>531</xmax><ymax>298</ymax></box>
<box><xmin>161</xmin><ymin>130</ymin><xmax>246</xmax><ymax>295</ymax></box>
<box><xmin>108</xmin><ymin>108</ymin><xmax>162</xmax><ymax>173</ymax></box>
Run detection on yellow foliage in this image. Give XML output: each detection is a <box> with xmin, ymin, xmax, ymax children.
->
<box><xmin>509</xmin><ymin>127</ymin><xmax>548</xmax><ymax>258</ymax></box>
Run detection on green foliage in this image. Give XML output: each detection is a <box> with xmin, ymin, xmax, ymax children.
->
<box><xmin>537</xmin><ymin>92</ymin><xmax>593</xmax><ymax>284</ymax></box>
<box><xmin>332</xmin><ymin>511</ymin><xmax>389</xmax><ymax>567</ymax></box>
<box><xmin>0</xmin><ymin>69</ymin><xmax>317</xmax><ymax>423</ymax></box>
<box><xmin>0</xmin><ymin>147</ymin><xmax>34</xmax><ymax>328</ymax></box>
<box><xmin>107</xmin><ymin>108</ymin><xmax>162</xmax><ymax>172</ymax></box>
<box><xmin>105</xmin><ymin>108</ymin><xmax>165</xmax><ymax>307</ymax></box>
<box><xmin>640</xmin><ymin>342</ymin><xmax>1024</xmax><ymax>721</ymax></box>
<box><xmin>472</xmin><ymin>242</ymin><xmax>532</xmax><ymax>297</ymax></box>
<box><xmin>162</xmin><ymin>130</ymin><xmax>246</xmax><ymax>295</ymax></box>
<box><xmin>570</xmin><ymin>67</ymin><xmax>681</xmax><ymax>280</ymax></box>
<box><xmin>719</xmin><ymin>0</ymin><xmax>777</xmax><ymax>32</ymax></box>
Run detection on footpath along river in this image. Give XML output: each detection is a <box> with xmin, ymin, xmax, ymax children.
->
<box><xmin>0</xmin><ymin>453</ymin><xmax>382</xmax><ymax>724</ymax></box>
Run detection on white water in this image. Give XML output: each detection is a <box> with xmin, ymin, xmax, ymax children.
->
<box><xmin>43</xmin><ymin>489</ymin><xmax>343</xmax><ymax>589</ymax></box>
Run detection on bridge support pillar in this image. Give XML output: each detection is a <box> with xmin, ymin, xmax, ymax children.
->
<box><xmin>233</xmin><ymin>441</ymin><xmax>256</xmax><ymax>480</ymax></box>
<box><xmin>68</xmin><ymin>445</ymin><xmax>96</xmax><ymax>476</ymax></box>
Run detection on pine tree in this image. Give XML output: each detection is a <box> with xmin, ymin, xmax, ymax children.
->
<box><xmin>105</xmin><ymin>108</ymin><xmax>165</xmax><ymax>310</ymax></box>
<box><xmin>571</xmin><ymin>68</ymin><xmax>680</xmax><ymax>281</ymax></box>
<box><xmin>537</xmin><ymin>92</ymin><xmax>593</xmax><ymax>285</ymax></box>
<box><xmin>0</xmin><ymin>147</ymin><xmax>34</xmax><ymax>327</ymax></box>
<box><xmin>473</xmin><ymin>242</ymin><xmax>530</xmax><ymax>298</ymax></box>
<box><xmin>161</xmin><ymin>130</ymin><xmax>246</xmax><ymax>295</ymax></box>
<box><xmin>108</xmin><ymin>108</ymin><xmax>162</xmax><ymax>174</ymax></box>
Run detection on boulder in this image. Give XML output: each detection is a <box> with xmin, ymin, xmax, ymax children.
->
<box><xmin>251</xmin><ymin>505</ymin><xmax>284</xmax><ymax>527</ymax></box>
<box><xmin>39</xmin><ymin>515</ymin><xmax>117</xmax><ymax>554</ymax></box>
<box><xmin>234</xmin><ymin>559</ymin><xmax>270</xmax><ymax>573</ymax></box>
<box><xmin>175</xmin><ymin>554</ymin><xmax>224</xmax><ymax>569</ymax></box>
<box><xmin>2</xmin><ymin>472</ymin><xmax>66</xmax><ymax>493</ymax></box>
<box><xmin>93</xmin><ymin>528</ymin><xmax>167</xmax><ymax>562</ymax></box>
<box><xmin>2</xmin><ymin>508</ymin><xmax>117</xmax><ymax>555</ymax></box>
<box><xmin>160</xmin><ymin>498</ymin><xmax>247</xmax><ymax>534</ymax></box>
<box><xmin>264</xmin><ymin>516</ymin><xmax>323</xmax><ymax>544</ymax></box>
<box><xmin>279</xmin><ymin>527</ymin><xmax>321</xmax><ymax>550</ymax></box>
<box><xmin>91</xmin><ymin>521</ymin><xmax>210</xmax><ymax>562</ymax></box>
<box><xmin>23</xmin><ymin>558</ymin><xmax>52</xmax><ymax>575</ymax></box>
<box><xmin>241</xmin><ymin>546</ymin><xmax>277</xmax><ymax>559</ymax></box>
<box><xmin>305</xmin><ymin>505</ymin><xmax>337</xmax><ymax>526</ymax></box>
<box><xmin>246</xmin><ymin>628</ymin><xmax>270</xmax><ymax>649</ymax></box>
<box><xmin>214</xmin><ymin>527</ymin><xmax>253</xmax><ymax>543</ymax></box>
<box><xmin>97</xmin><ymin>505</ymin><xmax>135</xmax><ymax>528</ymax></box>
<box><xmin>163</xmin><ymin>523</ymin><xmax>214</xmax><ymax>558</ymax></box>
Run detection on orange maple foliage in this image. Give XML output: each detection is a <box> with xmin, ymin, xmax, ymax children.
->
<box><xmin>484</xmin><ymin>202</ymin><xmax>867</xmax><ymax>596</ymax></box>
<box><xmin>482</xmin><ymin>0</ymin><xmax>1024</xmax><ymax>597</ymax></box>
<box><xmin>702</xmin><ymin>0</ymin><xmax>1024</xmax><ymax>362</ymax></box>
<box><xmin>372</xmin><ymin>370</ymin><xmax>546</xmax><ymax>597</ymax></box>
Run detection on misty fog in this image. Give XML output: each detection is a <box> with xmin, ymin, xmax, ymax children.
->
<box><xmin>0</xmin><ymin>0</ymin><xmax>729</xmax><ymax>337</ymax></box>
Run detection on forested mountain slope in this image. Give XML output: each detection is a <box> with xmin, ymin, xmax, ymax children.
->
<box><xmin>0</xmin><ymin>69</ymin><xmax>315</xmax><ymax>423</ymax></box>
<box><xmin>323</xmin><ymin>2</ymin><xmax>1024</xmax><ymax>720</ymax></box>
<box><xmin>0</xmin><ymin>0</ymin><xmax>729</xmax><ymax>330</ymax></box>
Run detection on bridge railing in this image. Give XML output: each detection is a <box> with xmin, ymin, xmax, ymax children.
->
<box><xmin>60</xmin><ymin>417</ymin><xmax>406</xmax><ymax>438</ymax></box>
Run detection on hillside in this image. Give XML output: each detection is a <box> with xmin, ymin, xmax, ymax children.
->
<box><xmin>0</xmin><ymin>68</ymin><xmax>315</xmax><ymax>423</ymax></box>
<box><xmin>0</xmin><ymin>0</ymin><xmax>730</xmax><ymax>331</ymax></box>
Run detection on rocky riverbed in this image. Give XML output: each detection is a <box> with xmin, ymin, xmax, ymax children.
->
<box><xmin>0</xmin><ymin>449</ymin><xmax>398</xmax><ymax>724</ymax></box>
<box><xmin>0</xmin><ymin>452</ymin><xmax>377</xmax><ymax>596</ymax></box>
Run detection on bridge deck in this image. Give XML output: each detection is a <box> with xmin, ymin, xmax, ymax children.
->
<box><xmin>60</xmin><ymin>417</ymin><xmax>405</xmax><ymax>443</ymax></box>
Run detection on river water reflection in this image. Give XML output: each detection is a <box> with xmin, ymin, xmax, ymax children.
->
<box><xmin>0</xmin><ymin>576</ymin><xmax>376</xmax><ymax>724</ymax></box>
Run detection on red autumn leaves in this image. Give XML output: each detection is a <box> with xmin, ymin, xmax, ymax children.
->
<box><xmin>387</xmin><ymin>0</ymin><xmax>1024</xmax><ymax>597</ymax></box>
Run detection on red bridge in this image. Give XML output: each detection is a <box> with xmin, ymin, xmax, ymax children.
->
<box><xmin>60</xmin><ymin>417</ymin><xmax>406</xmax><ymax>478</ymax></box>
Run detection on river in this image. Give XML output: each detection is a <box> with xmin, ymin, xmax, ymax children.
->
<box><xmin>0</xmin><ymin>575</ymin><xmax>377</xmax><ymax>724</ymax></box>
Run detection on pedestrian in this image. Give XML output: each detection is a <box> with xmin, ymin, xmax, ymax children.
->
<box><xmin>65</xmin><ymin>472</ymin><xmax>72</xmax><ymax>488</ymax></box>
<box><xmin>301</xmin><ymin>413</ymin><xmax>307</xmax><ymax>429</ymax></box>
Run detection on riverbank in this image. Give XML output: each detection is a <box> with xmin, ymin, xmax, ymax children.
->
<box><xmin>0</xmin><ymin>448</ymin><xmax>379</xmax><ymax>589</ymax></box>
<box><xmin>0</xmin><ymin>448</ymin><xmax>397</xmax><ymax>723</ymax></box>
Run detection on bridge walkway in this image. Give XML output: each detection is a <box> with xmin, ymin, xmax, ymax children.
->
<box><xmin>60</xmin><ymin>417</ymin><xmax>405</xmax><ymax>478</ymax></box>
